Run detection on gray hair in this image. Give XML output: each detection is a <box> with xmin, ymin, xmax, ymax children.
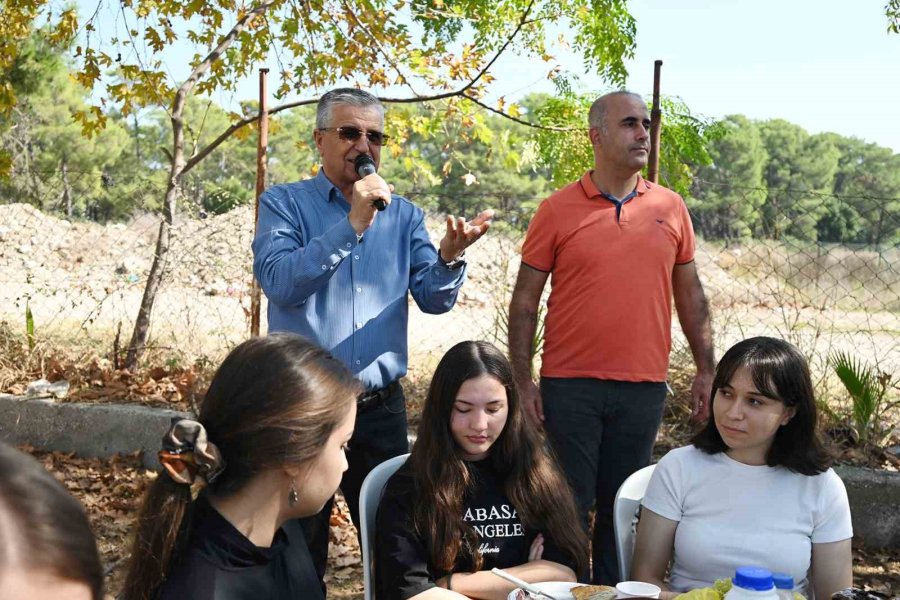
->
<box><xmin>316</xmin><ymin>88</ymin><xmax>384</xmax><ymax>129</ymax></box>
<box><xmin>588</xmin><ymin>90</ymin><xmax>645</xmax><ymax>132</ymax></box>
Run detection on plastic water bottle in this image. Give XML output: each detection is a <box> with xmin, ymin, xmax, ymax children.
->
<box><xmin>723</xmin><ymin>567</ymin><xmax>779</xmax><ymax>600</ymax></box>
<box><xmin>772</xmin><ymin>572</ymin><xmax>794</xmax><ymax>600</ymax></box>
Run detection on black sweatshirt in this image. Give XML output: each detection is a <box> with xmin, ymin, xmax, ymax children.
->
<box><xmin>374</xmin><ymin>459</ymin><xmax>575</xmax><ymax>600</ymax></box>
<box><xmin>155</xmin><ymin>496</ymin><xmax>324</xmax><ymax>600</ymax></box>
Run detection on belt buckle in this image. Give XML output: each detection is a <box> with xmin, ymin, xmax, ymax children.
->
<box><xmin>357</xmin><ymin>382</ymin><xmax>395</xmax><ymax>413</ymax></box>
<box><xmin>357</xmin><ymin>389</ymin><xmax>380</xmax><ymax>413</ymax></box>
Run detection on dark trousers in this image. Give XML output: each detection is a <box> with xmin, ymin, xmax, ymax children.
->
<box><xmin>301</xmin><ymin>382</ymin><xmax>410</xmax><ymax>589</ymax></box>
<box><xmin>541</xmin><ymin>377</ymin><xmax>666</xmax><ymax>586</ymax></box>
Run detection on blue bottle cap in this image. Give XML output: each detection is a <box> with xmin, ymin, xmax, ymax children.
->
<box><xmin>733</xmin><ymin>567</ymin><xmax>775</xmax><ymax>591</ymax></box>
<box><xmin>772</xmin><ymin>573</ymin><xmax>794</xmax><ymax>590</ymax></box>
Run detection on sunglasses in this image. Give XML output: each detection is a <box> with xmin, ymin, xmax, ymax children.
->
<box><xmin>319</xmin><ymin>126</ymin><xmax>390</xmax><ymax>146</ymax></box>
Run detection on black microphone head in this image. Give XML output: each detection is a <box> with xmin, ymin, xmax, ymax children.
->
<box><xmin>354</xmin><ymin>154</ymin><xmax>377</xmax><ymax>177</ymax></box>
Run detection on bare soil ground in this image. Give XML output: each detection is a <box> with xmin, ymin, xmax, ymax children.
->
<box><xmin>1</xmin><ymin>202</ymin><xmax>897</xmax><ymax>374</ymax></box>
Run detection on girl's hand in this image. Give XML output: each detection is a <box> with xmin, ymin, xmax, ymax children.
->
<box><xmin>528</xmin><ymin>533</ymin><xmax>545</xmax><ymax>561</ymax></box>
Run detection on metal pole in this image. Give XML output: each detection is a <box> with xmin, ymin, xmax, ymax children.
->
<box><xmin>250</xmin><ymin>68</ymin><xmax>269</xmax><ymax>337</ymax></box>
<box><xmin>648</xmin><ymin>59</ymin><xmax>663</xmax><ymax>184</ymax></box>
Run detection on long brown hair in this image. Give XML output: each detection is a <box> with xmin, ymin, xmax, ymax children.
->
<box><xmin>0</xmin><ymin>442</ymin><xmax>104</xmax><ymax>600</ymax></box>
<box><xmin>409</xmin><ymin>341</ymin><xmax>588</xmax><ymax>576</ymax></box>
<box><xmin>121</xmin><ymin>333</ymin><xmax>361</xmax><ymax>600</ymax></box>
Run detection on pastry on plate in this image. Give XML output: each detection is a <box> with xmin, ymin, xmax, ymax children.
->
<box><xmin>571</xmin><ymin>584</ymin><xmax>618</xmax><ymax>600</ymax></box>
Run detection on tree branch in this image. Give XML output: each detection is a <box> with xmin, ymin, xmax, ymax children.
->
<box><xmin>183</xmin><ymin>98</ymin><xmax>318</xmax><ymax>173</ymax></box>
<box><xmin>459</xmin><ymin>93</ymin><xmax>579</xmax><ymax>132</ymax></box>
<box><xmin>462</xmin><ymin>0</ymin><xmax>537</xmax><ymax>94</ymax></box>
<box><xmin>117</xmin><ymin>1</ymin><xmax>174</xmax><ymax>120</ymax></box>
<box><xmin>181</xmin><ymin>0</ymin><xmax>578</xmax><ymax>175</ymax></box>
<box><xmin>336</xmin><ymin>0</ymin><xmax>419</xmax><ymax>97</ymax></box>
<box><xmin>174</xmin><ymin>0</ymin><xmax>279</xmax><ymax>116</ymax></box>
<box><xmin>182</xmin><ymin>85</ymin><xmax>578</xmax><ymax>174</ymax></box>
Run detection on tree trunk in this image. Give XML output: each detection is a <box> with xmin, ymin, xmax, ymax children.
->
<box><xmin>125</xmin><ymin>216</ymin><xmax>171</xmax><ymax>368</ymax></box>
<box><xmin>61</xmin><ymin>157</ymin><xmax>72</xmax><ymax>218</ymax></box>
<box><xmin>133</xmin><ymin>112</ymin><xmax>141</xmax><ymax>164</ymax></box>
<box><xmin>872</xmin><ymin>204</ymin><xmax>887</xmax><ymax>246</ymax></box>
<box><xmin>122</xmin><ymin>0</ymin><xmax>303</xmax><ymax>368</ymax></box>
<box><xmin>125</xmin><ymin>108</ymin><xmax>185</xmax><ymax>369</ymax></box>
<box><xmin>26</xmin><ymin>140</ymin><xmax>42</xmax><ymax>209</ymax></box>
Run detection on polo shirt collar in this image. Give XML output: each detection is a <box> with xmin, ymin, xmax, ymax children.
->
<box><xmin>580</xmin><ymin>170</ymin><xmax>652</xmax><ymax>200</ymax></box>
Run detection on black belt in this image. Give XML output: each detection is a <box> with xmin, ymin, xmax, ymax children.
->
<box><xmin>357</xmin><ymin>380</ymin><xmax>400</xmax><ymax>414</ymax></box>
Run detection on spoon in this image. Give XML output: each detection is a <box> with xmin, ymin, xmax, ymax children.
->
<box><xmin>490</xmin><ymin>568</ymin><xmax>561</xmax><ymax>600</ymax></box>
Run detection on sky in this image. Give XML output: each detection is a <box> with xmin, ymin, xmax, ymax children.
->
<box><xmin>487</xmin><ymin>0</ymin><xmax>900</xmax><ymax>152</ymax></box>
<box><xmin>77</xmin><ymin>0</ymin><xmax>900</xmax><ymax>152</ymax></box>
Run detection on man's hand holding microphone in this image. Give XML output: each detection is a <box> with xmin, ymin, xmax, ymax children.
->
<box><xmin>348</xmin><ymin>154</ymin><xmax>392</xmax><ymax>235</ymax></box>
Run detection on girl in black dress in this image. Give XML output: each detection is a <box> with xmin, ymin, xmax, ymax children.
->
<box><xmin>121</xmin><ymin>333</ymin><xmax>361</xmax><ymax>600</ymax></box>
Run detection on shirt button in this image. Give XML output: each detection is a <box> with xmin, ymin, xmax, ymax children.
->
<box><xmin>355</xmin><ymin>360</ymin><xmax>361</xmax><ymax>365</ymax></box>
<box><xmin>356</xmin><ymin>287</ymin><xmax>362</xmax><ymax>293</ymax></box>
<box><xmin>346</xmin><ymin>243</ymin><xmax>352</xmax><ymax>248</ymax></box>
<box><xmin>356</xmin><ymin>322</ymin><xmax>362</xmax><ymax>329</ymax></box>
<box><xmin>354</xmin><ymin>255</ymin><xmax>360</xmax><ymax>260</ymax></box>
<box><xmin>321</xmin><ymin>264</ymin><xmax>327</xmax><ymax>270</ymax></box>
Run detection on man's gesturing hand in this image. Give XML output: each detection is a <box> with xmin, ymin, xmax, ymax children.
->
<box><xmin>439</xmin><ymin>209</ymin><xmax>495</xmax><ymax>262</ymax></box>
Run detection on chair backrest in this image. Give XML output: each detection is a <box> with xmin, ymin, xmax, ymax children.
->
<box><xmin>359</xmin><ymin>453</ymin><xmax>410</xmax><ymax>600</ymax></box>
<box><xmin>613</xmin><ymin>463</ymin><xmax>656</xmax><ymax>582</ymax></box>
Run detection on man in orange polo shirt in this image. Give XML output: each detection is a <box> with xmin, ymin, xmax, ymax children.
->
<box><xmin>508</xmin><ymin>91</ymin><xmax>714</xmax><ymax>585</ymax></box>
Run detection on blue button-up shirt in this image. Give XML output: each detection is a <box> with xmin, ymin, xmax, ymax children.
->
<box><xmin>252</xmin><ymin>170</ymin><xmax>466</xmax><ymax>390</ymax></box>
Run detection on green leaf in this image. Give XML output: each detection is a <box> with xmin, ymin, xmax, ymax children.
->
<box><xmin>25</xmin><ymin>299</ymin><xmax>35</xmax><ymax>352</ymax></box>
<box><xmin>830</xmin><ymin>351</ymin><xmax>880</xmax><ymax>443</ymax></box>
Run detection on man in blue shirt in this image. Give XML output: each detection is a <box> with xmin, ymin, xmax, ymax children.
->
<box><xmin>252</xmin><ymin>88</ymin><xmax>493</xmax><ymax>584</ymax></box>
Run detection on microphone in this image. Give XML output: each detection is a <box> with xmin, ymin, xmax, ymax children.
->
<box><xmin>354</xmin><ymin>154</ymin><xmax>387</xmax><ymax>211</ymax></box>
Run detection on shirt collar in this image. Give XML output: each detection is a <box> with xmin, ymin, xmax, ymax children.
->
<box><xmin>314</xmin><ymin>168</ymin><xmax>342</xmax><ymax>203</ymax></box>
<box><xmin>192</xmin><ymin>494</ymin><xmax>291</xmax><ymax>568</ymax></box>
<box><xmin>580</xmin><ymin>170</ymin><xmax>652</xmax><ymax>200</ymax></box>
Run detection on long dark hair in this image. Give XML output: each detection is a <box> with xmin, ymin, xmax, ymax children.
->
<box><xmin>0</xmin><ymin>441</ymin><xmax>104</xmax><ymax>600</ymax></box>
<box><xmin>409</xmin><ymin>341</ymin><xmax>588</xmax><ymax>575</ymax></box>
<box><xmin>692</xmin><ymin>336</ymin><xmax>831</xmax><ymax>475</ymax></box>
<box><xmin>121</xmin><ymin>333</ymin><xmax>361</xmax><ymax>600</ymax></box>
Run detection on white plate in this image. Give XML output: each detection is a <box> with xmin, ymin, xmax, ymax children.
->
<box><xmin>506</xmin><ymin>581</ymin><xmax>587</xmax><ymax>600</ymax></box>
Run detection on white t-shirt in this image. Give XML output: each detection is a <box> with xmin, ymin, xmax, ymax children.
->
<box><xmin>641</xmin><ymin>445</ymin><xmax>852</xmax><ymax>594</ymax></box>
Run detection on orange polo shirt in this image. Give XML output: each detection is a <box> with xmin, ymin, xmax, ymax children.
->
<box><xmin>521</xmin><ymin>171</ymin><xmax>695</xmax><ymax>382</ymax></box>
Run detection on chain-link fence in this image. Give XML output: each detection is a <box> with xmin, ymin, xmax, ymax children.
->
<box><xmin>1</xmin><ymin>172</ymin><xmax>898</xmax><ymax>401</ymax></box>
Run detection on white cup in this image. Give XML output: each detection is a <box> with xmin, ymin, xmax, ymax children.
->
<box><xmin>616</xmin><ymin>581</ymin><xmax>662</xmax><ymax>599</ymax></box>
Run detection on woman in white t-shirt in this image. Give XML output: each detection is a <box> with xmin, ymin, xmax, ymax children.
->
<box><xmin>632</xmin><ymin>337</ymin><xmax>852</xmax><ymax>600</ymax></box>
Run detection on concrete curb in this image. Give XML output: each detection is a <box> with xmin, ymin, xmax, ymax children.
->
<box><xmin>0</xmin><ymin>393</ymin><xmax>189</xmax><ymax>470</ymax></box>
<box><xmin>1</xmin><ymin>394</ymin><xmax>899</xmax><ymax>548</ymax></box>
<box><xmin>835</xmin><ymin>464</ymin><xmax>900</xmax><ymax>549</ymax></box>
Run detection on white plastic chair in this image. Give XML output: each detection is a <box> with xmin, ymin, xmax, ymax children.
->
<box><xmin>358</xmin><ymin>453</ymin><xmax>410</xmax><ymax>600</ymax></box>
<box><xmin>613</xmin><ymin>463</ymin><xmax>656</xmax><ymax>582</ymax></box>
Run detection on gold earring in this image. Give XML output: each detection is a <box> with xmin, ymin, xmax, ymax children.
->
<box><xmin>289</xmin><ymin>480</ymin><xmax>299</xmax><ymax>506</ymax></box>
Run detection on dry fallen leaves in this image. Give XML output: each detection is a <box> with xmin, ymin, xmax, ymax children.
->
<box><xmin>13</xmin><ymin>446</ymin><xmax>900</xmax><ymax>599</ymax></box>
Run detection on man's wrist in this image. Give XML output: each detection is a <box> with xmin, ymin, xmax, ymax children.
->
<box><xmin>438</xmin><ymin>249</ymin><xmax>466</xmax><ymax>270</ymax></box>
